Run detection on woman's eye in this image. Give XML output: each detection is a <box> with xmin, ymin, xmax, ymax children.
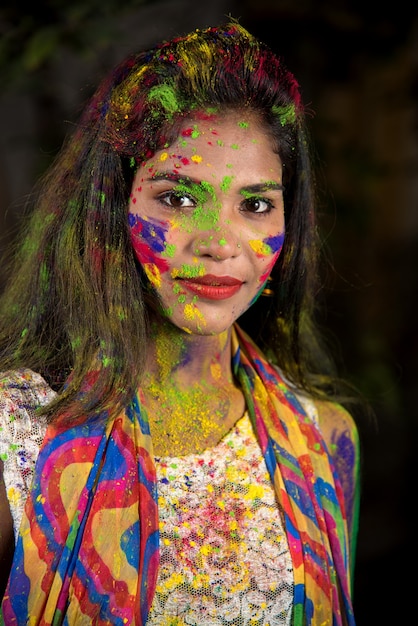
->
<box><xmin>241</xmin><ymin>197</ymin><xmax>273</xmax><ymax>214</ymax></box>
<box><xmin>158</xmin><ymin>191</ymin><xmax>196</xmax><ymax>209</ymax></box>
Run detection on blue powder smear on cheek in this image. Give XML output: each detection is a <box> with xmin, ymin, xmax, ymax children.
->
<box><xmin>129</xmin><ymin>214</ymin><xmax>168</xmax><ymax>253</ymax></box>
<box><xmin>264</xmin><ymin>232</ymin><xmax>285</xmax><ymax>253</ymax></box>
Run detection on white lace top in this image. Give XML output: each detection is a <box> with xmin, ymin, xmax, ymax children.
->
<box><xmin>0</xmin><ymin>369</ymin><xmax>312</xmax><ymax>625</ymax></box>
<box><xmin>148</xmin><ymin>411</ymin><xmax>294</xmax><ymax>625</ymax></box>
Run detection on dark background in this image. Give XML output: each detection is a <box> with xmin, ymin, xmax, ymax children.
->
<box><xmin>1</xmin><ymin>1</ymin><xmax>417</xmax><ymax>623</ymax></box>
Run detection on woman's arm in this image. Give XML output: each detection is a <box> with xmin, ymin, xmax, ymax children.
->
<box><xmin>0</xmin><ymin>460</ymin><xmax>15</xmax><ymax>600</ymax></box>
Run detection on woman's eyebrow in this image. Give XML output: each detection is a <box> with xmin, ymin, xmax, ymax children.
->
<box><xmin>146</xmin><ymin>172</ymin><xmax>197</xmax><ymax>186</ymax></box>
<box><xmin>146</xmin><ymin>173</ymin><xmax>284</xmax><ymax>192</ymax></box>
<box><xmin>241</xmin><ymin>182</ymin><xmax>284</xmax><ymax>193</ymax></box>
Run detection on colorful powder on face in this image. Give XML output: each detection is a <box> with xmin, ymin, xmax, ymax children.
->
<box><xmin>172</xmin><ymin>180</ymin><xmax>221</xmax><ymax>232</ymax></box>
<box><xmin>248</xmin><ymin>240</ymin><xmax>273</xmax><ymax>256</ymax></box>
<box><xmin>183</xmin><ymin>302</ymin><xmax>206</xmax><ymax>324</ymax></box>
<box><xmin>163</xmin><ymin>243</ymin><xmax>176</xmax><ymax>258</ymax></box>
<box><xmin>263</xmin><ymin>232</ymin><xmax>285</xmax><ymax>254</ymax></box>
<box><xmin>220</xmin><ymin>176</ymin><xmax>234</xmax><ymax>193</ymax></box>
<box><xmin>249</xmin><ymin>232</ymin><xmax>285</xmax><ymax>257</ymax></box>
<box><xmin>181</xmin><ymin>125</ymin><xmax>201</xmax><ymax>139</ymax></box>
<box><xmin>128</xmin><ymin>214</ymin><xmax>170</xmax><ymax>274</ymax></box>
<box><xmin>144</xmin><ymin>263</ymin><xmax>163</xmax><ymax>288</ymax></box>
<box><xmin>171</xmin><ymin>263</ymin><xmax>206</xmax><ymax>279</ymax></box>
<box><xmin>128</xmin><ymin>214</ymin><xmax>166</xmax><ymax>254</ymax></box>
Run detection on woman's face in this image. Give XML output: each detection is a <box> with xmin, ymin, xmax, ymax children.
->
<box><xmin>128</xmin><ymin>110</ymin><xmax>285</xmax><ymax>335</ymax></box>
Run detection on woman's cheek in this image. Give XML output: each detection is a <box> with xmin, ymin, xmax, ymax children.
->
<box><xmin>250</xmin><ymin>231</ymin><xmax>285</xmax><ymax>286</ymax></box>
<box><xmin>128</xmin><ymin>213</ymin><xmax>171</xmax><ymax>288</ymax></box>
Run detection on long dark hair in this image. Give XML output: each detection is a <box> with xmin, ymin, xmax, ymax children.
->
<box><xmin>0</xmin><ymin>21</ymin><xmax>338</xmax><ymax>422</ymax></box>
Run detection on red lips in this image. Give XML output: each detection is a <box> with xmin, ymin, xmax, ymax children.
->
<box><xmin>177</xmin><ymin>274</ymin><xmax>243</xmax><ymax>300</ymax></box>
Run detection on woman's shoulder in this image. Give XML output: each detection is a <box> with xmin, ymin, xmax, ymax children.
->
<box><xmin>0</xmin><ymin>367</ymin><xmax>55</xmax><ymax>394</ymax></box>
<box><xmin>0</xmin><ymin>368</ymin><xmax>56</xmax><ymax>402</ymax></box>
<box><xmin>291</xmin><ymin>389</ymin><xmax>360</xmax><ymax>550</ymax></box>
<box><xmin>0</xmin><ymin>369</ymin><xmax>54</xmax><ymax>540</ymax></box>
<box><xmin>310</xmin><ymin>397</ymin><xmax>359</xmax><ymax>449</ymax></box>
<box><xmin>0</xmin><ymin>368</ymin><xmax>56</xmax><ymax>435</ymax></box>
<box><xmin>279</xmin><ymin>372</ymin><xmax>358</xmax><ymax>446</ymax></box>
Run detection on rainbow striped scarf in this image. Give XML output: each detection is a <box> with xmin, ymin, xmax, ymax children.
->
<box><xmin>1</xmin><ymin>325</ymin><xmax>357</xmax><ymax>625</ymax></box>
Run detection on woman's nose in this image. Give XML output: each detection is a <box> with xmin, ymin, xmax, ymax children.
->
<box><xmin>193</xmin><ymin>225</ymin><xmax>242</xmax><ymax>261</ymax></box>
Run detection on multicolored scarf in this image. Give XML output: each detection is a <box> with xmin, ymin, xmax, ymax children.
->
<box><xmin>1</xmin><ymin>325</ymin><xmax>357</xmax><ymax>625</ymax></box>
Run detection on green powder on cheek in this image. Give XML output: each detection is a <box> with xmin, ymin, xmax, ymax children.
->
<box><xmin>163</xmin><ymin>243</ymin><xmax>176</xmax><ymax>258</ymax></box>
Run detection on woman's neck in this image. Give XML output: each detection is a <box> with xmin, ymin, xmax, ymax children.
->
<box><xmin>145</xmin><ymin>318</ymin><xmax>234</xmax><ymax>386</ymax></box>
<box><xmin>142</xmin><ymin>319</ymin><xmax>245</xmax><ymax>456</ymax></box>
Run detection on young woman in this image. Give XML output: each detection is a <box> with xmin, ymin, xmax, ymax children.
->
<box><xmin>0</xmin><ymin>21</ymin><xmax>360</xmax><ymax>626</ymax></box>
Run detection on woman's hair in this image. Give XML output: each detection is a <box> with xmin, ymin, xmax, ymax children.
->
<box><xmin>0</xmin><ymin>20</ymin><xmax>339</xmax><ymax>422</ymax></box>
